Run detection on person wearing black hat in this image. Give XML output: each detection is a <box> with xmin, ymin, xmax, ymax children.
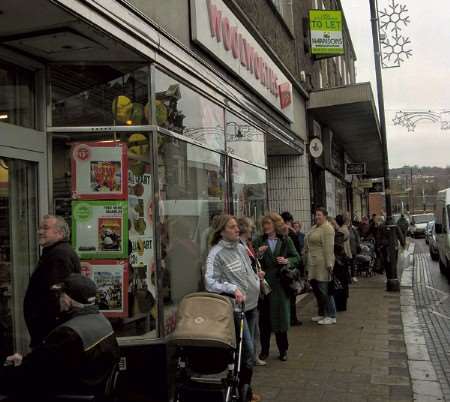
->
<box><xmin>0</xmin><ymin>273</ymin><xmax>120</xmax><ymax>401</ymax></box>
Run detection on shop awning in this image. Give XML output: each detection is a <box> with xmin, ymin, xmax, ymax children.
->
<box><xmin>307</xmin><ymin>83</ymin><xmax>383</xmax><ymax>178</ymax></box>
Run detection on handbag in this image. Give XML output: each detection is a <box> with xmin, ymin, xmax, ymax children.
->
<box><xmin>280</xmin><ymin>266</ymin><xmax>306</xmax><ymax>296</ymax></box>
<box><xmin>328</xmin><ymin>274</ymin><xmax>344</xmax><ymax>295</ymax></box>
<box><xmin>256</xmin><ymin>258</ymin><xmax>272</xmax><ymax>297</ymax></box>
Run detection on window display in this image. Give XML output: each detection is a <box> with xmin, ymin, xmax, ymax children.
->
<box><xmin>157</xmin><ymin>134</ymin><xmax>226</xmax><ymax>334</ymax></box>
<box><xmin>226</xmin><ymin>112</ymin><xmax>266</xmax><ymax>166</ymax></box>
<box><xmin>52</xmin><ymin>132</ymin><xmax>157</xmax><ymax>339</ymax></box>
<box><xmin>154</xmin><ymin>69</ymin><xmax>225</xmax><ymax>152</ymax></box>
<box><xmin>49</xmin><ymin>64</ymin><xmax>149</xmax><ymax>127</ymax></box>
<box><xmin>232</xmin><ymin>160</ymin><xmax>267</xmax><ymax>222</ymax></box>
<box><xmin>81</xmin><ymin>260</ymin><xmax>129</xmax><ymax>318</ymax></box>
<box><xmin>71</xmin><ymin>142</ymin><xmax>128</xmax><ymax>200</ymax></box>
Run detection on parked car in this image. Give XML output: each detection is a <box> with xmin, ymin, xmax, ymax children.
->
<box><xmin>425</xmin><ymin>220</ymin><xmax>435</xmax><ymax>244</ymax></box>
<box><xmin>429</xmin><ymin>222</ymin><xmax>440</xmax><ymax>261</ymax></box>
<box><xmin>434</xmin><ymin>188</ymin><xmax>450</xmax><ymax>276</ymax></box>
<box><xmin>409</xmin><ymin>213</ymin><xmax>435</xmax><ymax>238</ymax></box>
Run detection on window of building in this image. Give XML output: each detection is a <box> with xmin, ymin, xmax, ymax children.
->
<box><xmin>270</xmin><ymin>0</ymin><xmax>294</xmax><ymax>33</ymax></box>
<box><xmin>225</xmin><ymin>112</ymin><xmax>266</xmax><ymax>167</ymax></box>
<box><xmin>0</xmin><ymin>157</ymin><xmax>39</xmax><ymax>357</ymax></box>
<box><xmin>232</xmin><ymin>160</ymin><xmax>267</xmax><ymax>222</ymax></box>
<box><xmin>52</xmin><ymin>131</ymin><xmax>158</xmax><ymax>340</ymax></box>
<box><xmin>154</xmin><ymin>70</ymin><xmax>225</xmax><ymax>152</ymax></box>
<box><xmin>50</xmin><ymin>64</ymin><xmax>149</xmax><ymax>127</ymax></box>
<box><xmin>158</xmin><ymin>134</ymin><xmax>226</xmax><ymax>334</ymax></box>
<box><xmin>0</xmin><ymin>61</ymin><xmax>35</xmax><ymax>129</ymax></box>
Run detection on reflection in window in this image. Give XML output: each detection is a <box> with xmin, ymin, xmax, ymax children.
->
<box><xmin>232</xmin><ymin>160</ymin><xmax>267</xmax><ymax>223</ymax></box>
<box><xmin>158</xmin><ymin>134</ymin><xmax>226</xmax><ymax>334</ymax></box>
<box><xmin>52</xmin><ymin>132</ymin><xmax>158</xmax><ymax>339</ymax></box>
<box><xmin>154</xmin><ymin>70</ymin><xmax>225</xmax><ymax>152</ymax></box>
<box><xmin>226</xmin><ymin>113</ymin><xmax>266</xmax><ymax>166</ymax></box>
<box><xmin>50</xmin><ymin>64</ymin><xmax>149</xmax><ymax>127</ymax></box>
<box><xmin>0</xmin><ymin>61</ymin><xmax>35</xmax><ymax>129</ymax></box>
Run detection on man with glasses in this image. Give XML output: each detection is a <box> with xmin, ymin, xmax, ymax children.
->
<box><xmin>24</xmin><ymin>215</ymin><xmax>81</xmax><ymax>348</ymax></box>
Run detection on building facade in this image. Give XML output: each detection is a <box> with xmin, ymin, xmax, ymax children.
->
<box><xmin>0</xmin><ymin>0</ymin><xmax>382</xmax><ymax>400</ymax></box>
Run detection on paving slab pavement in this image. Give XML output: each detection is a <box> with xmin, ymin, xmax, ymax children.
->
<box><xmin>252</xmin><ymin>274</ymin><xmax>413</xmax><ymax>402</ymax></box>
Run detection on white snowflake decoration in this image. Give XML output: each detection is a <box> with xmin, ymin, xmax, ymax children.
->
<box><xmin>378</xmin><ymin>0</ymin><xmax>413</xmax><ymax>68</ymax></box>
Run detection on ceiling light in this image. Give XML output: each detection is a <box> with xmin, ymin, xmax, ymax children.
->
<box><xmin>0</xmin><ymin>114</ymin><xmax>8</xmax><ymax>120</ymax></box>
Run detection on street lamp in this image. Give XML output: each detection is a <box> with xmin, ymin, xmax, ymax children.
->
<box><xmin>369</xmin><ymin>0</ymin><xmax>403</xmax><ymax>291</ymax></box>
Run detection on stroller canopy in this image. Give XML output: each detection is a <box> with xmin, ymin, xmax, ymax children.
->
<box><xmin>169</xmin><ymin>292</ymin><xmax>236</xmax><ymax>349</ymax></box>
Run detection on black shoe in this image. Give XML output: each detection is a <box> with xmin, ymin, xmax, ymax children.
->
<box><xmin>279</xmin><ymin>353</ymin><xmax>287</xmax><ymax>361</ymax></box>
<box><xmin>291</xmin><ymin>319</ymin><xmax>303</xmax><ymax>326</ymax></box>
<box><xmin>259</xmin><ymin>352</ymin><xmax>268</xmax><ymax>361</ymax></box>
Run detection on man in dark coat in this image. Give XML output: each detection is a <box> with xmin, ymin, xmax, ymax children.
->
<box><xmin>24</xmin><ymin>215</ymin><xmax>81</xmax><ymax>348</ymax></box>
<box><xmin>0</xmin><ymin>274</ymin><xmax>120</xmax><ymax>401</ymax></box>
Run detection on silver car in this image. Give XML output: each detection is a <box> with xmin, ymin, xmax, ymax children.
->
<box><xmin>429</xmin><ymin>222</ymin><xmax>440</xmax><ymax>261</ymax></box>
<box><xmin>425</xmin><ymin>220</ymin><xmax>435</xmax><ymax>244</ymax></box>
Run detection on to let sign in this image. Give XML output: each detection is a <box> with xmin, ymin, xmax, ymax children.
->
<box><xmin>346</xmin><ymin>163</ymin><xmax>366</xmax><ymax>175</ymax></box>
<box><xmin>309</xmin><ymin>10</ymin><xmax>344</xmax><ymax>55</ymax></box>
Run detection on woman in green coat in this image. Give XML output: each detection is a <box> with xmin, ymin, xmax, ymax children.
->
<box><xmin>254</xmin><ymin>213</ymin><xmax>300</xmax><ymax>362</ymax></box>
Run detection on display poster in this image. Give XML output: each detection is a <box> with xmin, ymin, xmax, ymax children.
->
<box><xmin>128</xmin><ymin>162</ymin><xmax>156</xmax><ymax>299</ymax></box>
<box><xmin>309</xmin><ymin>10</ymin><xmax>344</xmax><ymax>55</ymax></box>
<box><xmin>72</xmin><ymin>200</ymin><xmax>128</xmax><ymax>259</ymax></box>
<box><xmin>71</xmin><ymin>142</ymin><xmax>128</xmax><ymax>200</ymax></box>
<box><xmin>81</xmin><ymin>260</ymin><xmax>128</xmax><ymax>317</ymax></box>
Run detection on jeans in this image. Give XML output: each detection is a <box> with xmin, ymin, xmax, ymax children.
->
<box><xmin>235</xmin><ymin>308</ymin><xmax>257</xmax><ymax>369</ymax></box>
<box><xmin>310</xmin><ymin>279</ymin><xmax>336</xmax><ymax>318</ymax></box>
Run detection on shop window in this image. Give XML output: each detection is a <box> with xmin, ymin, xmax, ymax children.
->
<box><xmin>232</xmin><ymin>160</ymin><xmax>267</xmax><ymax>223</ymax></box>
<box><xmin>52</xmin><ymin>132</ymin><xmax>158</xmax><ymax>340</ymax></box>
<box><xmin>154</xmin><ymin>70</ymin><xmax>225</xmax><ymax>152</ymax></box>
<box><xmin>0</xmin><ymin>157</ymin><xmax>39</xmax><ymax>358</ymax></box>
<box><xmin>0</xmin><ymin>61</ymin><xmax>35</xmax><ymax>129</ymax></box>
<box><xmin>158</xmin><ymin>134</ymin><xmax>226</xmax><ymax>334</ymax></box>
<box><xmin>226</xmin><ymin>112</ymin><xmax>266</xmax><ymax>167</ymax></box>
<box><xmin>49</xmin><ymin>64</ymin><xmax>149</xmax><ymax>127</ymax></box>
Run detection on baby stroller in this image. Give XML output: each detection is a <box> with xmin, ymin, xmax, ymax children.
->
<box><xmin>355</xmin><ymin>239</ymin><xmax>376</xmax><ymax>277</ymax></box>
<box><xmin>169</xmin><ymin>292</ymin><xmax>247</xmax><ymax>402</ymax></box>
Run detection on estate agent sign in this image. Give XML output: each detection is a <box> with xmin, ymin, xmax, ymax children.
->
<box><xmin>309</xmin><ymin>10</ymin><xmax>344</xmax><ymax>55</ymax></box>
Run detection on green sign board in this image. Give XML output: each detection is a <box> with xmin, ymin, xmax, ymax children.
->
<box><xmin>72</xmin><ymin>200</ymin><xmax>128</xmax><ymax>259</ymax></box>
<box><xmin>309</xmin><ymin>10</ymin><xmax>344</xmax><ymax>55</ymax></box>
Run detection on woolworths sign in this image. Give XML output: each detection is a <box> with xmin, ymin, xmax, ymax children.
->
<box><xmin>309</xmin><ymin>10</ymin><xmax>344</xmax><ymax>55</ymax></box>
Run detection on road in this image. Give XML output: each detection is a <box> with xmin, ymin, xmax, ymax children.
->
<box><xmin>411</xmin><ymin>238</ymin><xmax>450</xmax><ymax>401</ymax></box>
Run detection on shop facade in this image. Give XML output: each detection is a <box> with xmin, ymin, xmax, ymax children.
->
<box><xmin>307</xmin><ymin>84</ymin><xmax>384</xmax><ymax>222</ymax></box>
<box><xmin>0</xmin><ymin>0</ymin><xmax>307</xmax><ymax>400</ymax></box>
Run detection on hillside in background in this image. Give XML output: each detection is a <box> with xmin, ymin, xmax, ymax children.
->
<box><xmin>389</xmin><ymin>166</ymin><xmax>450</xmax><ymax>213</ymax></box>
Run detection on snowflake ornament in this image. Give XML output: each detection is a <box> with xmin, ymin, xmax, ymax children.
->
<box><xmin>378</xmin><ymin>0</ymin><xmax>413</xmax><ymax>68</ymax></box>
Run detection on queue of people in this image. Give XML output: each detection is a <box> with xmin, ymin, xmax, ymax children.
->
<box><xmin>203</xmin><ymin>208</ymin><xmax>376</xmax><ymax>401</ymax></box>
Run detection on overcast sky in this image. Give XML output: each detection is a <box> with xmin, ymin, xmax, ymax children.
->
<box><xmin>341</xmin><ymin>0</ymin><xmax>450</xmax><ymax>168</ymax></box>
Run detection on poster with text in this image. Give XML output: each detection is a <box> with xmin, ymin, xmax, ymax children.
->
<box><xmin>71</xmin><ymin>141</ymin><xmax>128</xmax><ymax>199</ymax></box>
<box><xmin>81</xmin><ymin>260</ymin><xmax>128</xmax><ymax>317</ymax></box>
<box><xmin>72</xmin><ymin>200</ymin><xmax>128</xmax><ymax>259</ymax></box>
<box><xmin>128</xmin><ymin>162</ymin><xmax>156</xmax><ymax>299</ymax></box>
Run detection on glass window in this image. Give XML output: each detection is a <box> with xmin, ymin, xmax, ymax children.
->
<box><xmin>158</xmin><ymin>134</ymin><xmax>226</xmax><ymax>335</ymax></box>
<box><xmin>232</xmin><ymin>160</ymin><xmax>267</xmax><ymax>223</ymax></box>
<box><xmin>52</xmin><ymin>132</ymin><xmax>158</xmax><ymax>340</ymax></box>
<box><xmin>49</xmin><ymin>64</ymin><xmax>149</xmax><ymax>127</ymax></box>
<box><xmin>226</xmin><ymin>112</ymin><xmax>266</xmax><ymax>166</ymax></box>
<box><xmin>154</xmin><ymin>70</ymin><xmax>225</xmax><ymax>152</ymax></box>
<box><xmin>0</xmin><ymin>61</ymin><xmax>35</xmax><ymax>129</ymax></box>
<box><xmin>0</xmin><ymin>157</ymin><xmax>39</xmax><ymax>358</ymax></box>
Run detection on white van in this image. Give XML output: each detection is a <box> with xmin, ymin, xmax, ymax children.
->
<box><xmin>434</xmin><ymin>188</ymin><xmax>450</xmax><ymax>275</ymax></box>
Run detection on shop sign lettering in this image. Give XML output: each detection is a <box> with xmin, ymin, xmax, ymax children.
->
<box><xmin>191</xmin><ymin>0</ymin><xmax>294</xmax><ymax>120</ymax></box>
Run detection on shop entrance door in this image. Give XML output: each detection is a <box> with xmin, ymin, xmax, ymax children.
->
<box><xmin>0</xmin><ymin>156</ymin><xmax>40</xmax><ymax>357</ymax></box>
<box><xmin>0</xmin><ymin>126</ymin><xmax>47</xmax><ymax>356</ymax></box>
